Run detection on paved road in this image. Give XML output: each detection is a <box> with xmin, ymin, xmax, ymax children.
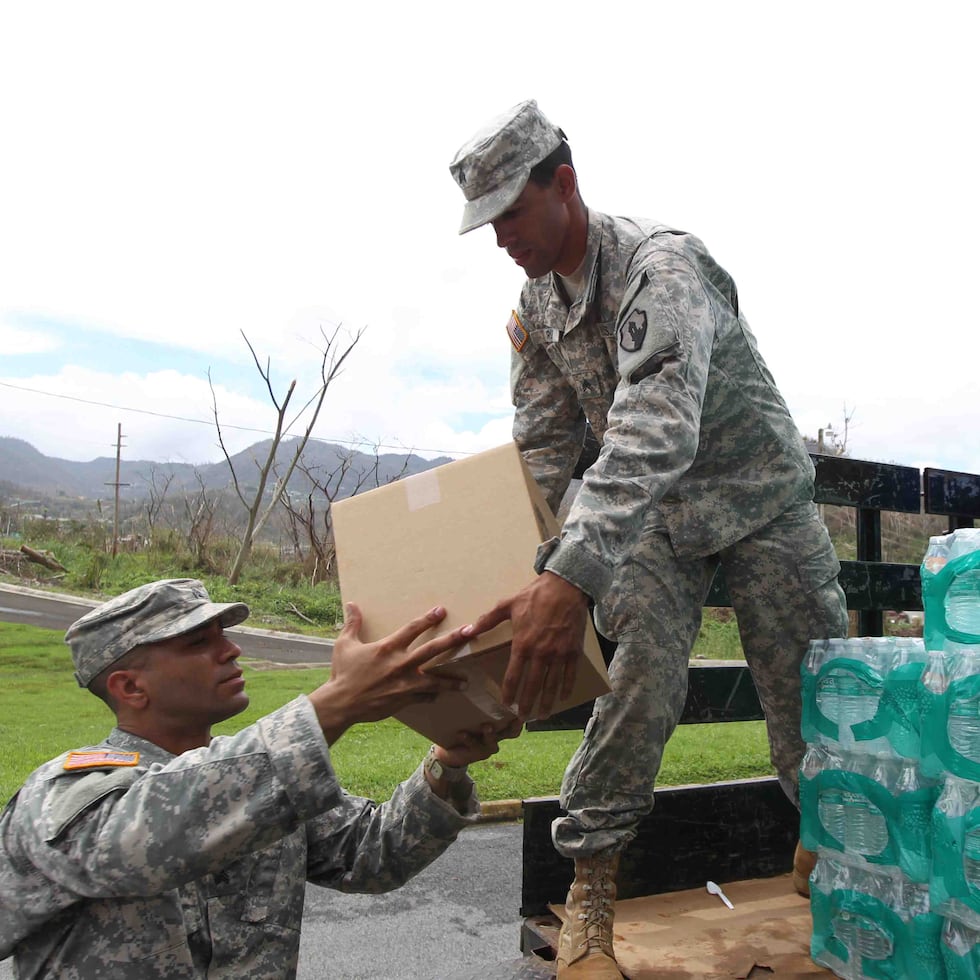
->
<box><xmin>0</xmin><ymin>582</ymin><xmax>332</xmax><ymax>664</ymax></box>
<box><xmin>0</xmin><ymin>584</ymin><xmax>537</xmax><ymax>979</ymax></box>
<box><xmin>296</xmin><ymin>820</ymin><xmax>529</xmax><ymax>979</ymax></box>
<box><xmin>0</xmin><ymin>582</ymin><xmax>96</xmax><ymax>630</ymax></box>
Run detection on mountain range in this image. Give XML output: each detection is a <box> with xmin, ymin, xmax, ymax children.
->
<box><xmin>0</xmin><ymin>436</ymin><xmax>452</xmax><ymax>506</ymax></box>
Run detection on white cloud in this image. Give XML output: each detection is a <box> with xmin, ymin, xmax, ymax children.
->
<box><xmin>0</xmin><ymin>324</ymin><xmax>60</xmax><ymax>356</ymax></box>
<box><xmin>0</xmin><ymin>1</ymin><xmax>978</xmax><ymax>477</ymax></box>
<box><xmin>0</xmin><ymin>367</ymin><xmax>269</xmax><ymax>464</ymax></box>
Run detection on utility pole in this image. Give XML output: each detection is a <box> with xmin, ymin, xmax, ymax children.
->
<box><xmin>106</xmin><ymin>423</ymin><xmax>130</xmax><ymax>557</ymax></box>
<box><xmin>818</xmin><ymin>425</ymin><xmax>837</xmax><ymax>456</ymax></box>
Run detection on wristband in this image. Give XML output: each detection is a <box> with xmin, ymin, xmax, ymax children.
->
<box><xmin>424</xmin><ymin>744</ymin><xmax>468</xmax><ymax>783</ymax></box>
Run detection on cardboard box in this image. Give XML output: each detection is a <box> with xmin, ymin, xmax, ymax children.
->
<box><xmin>331</xmin><ymin>442</ymin><xmax>611</xmax><ymax>745</ymax></box>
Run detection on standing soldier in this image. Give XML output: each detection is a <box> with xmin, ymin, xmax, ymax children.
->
<box><xmin>449</xmin><ymin>100</ymin><xmax>848</xmax><ymax>978</ymax></box>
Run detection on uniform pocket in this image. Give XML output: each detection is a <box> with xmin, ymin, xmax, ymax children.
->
<box><xmin>796</xmin><ymin>534</ymin><xmax>842</xmax><ymax>593</ymax></box>
<box><xmin>240</xmin><ymin>834</ymin><xmax>306</xmax><ymax>928</ymax></box>
<box><xmin>596</xmin><ymin>570</ymin><xmax>640</xmax><ymax>640</ymax></box>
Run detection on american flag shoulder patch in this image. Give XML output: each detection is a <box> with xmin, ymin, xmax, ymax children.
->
<box><xmin>64</xmin><ymin>750</ymin><xmax>140</xmax><ymax>771</ymax></box>
<box><xmin>506</xmin><ymin>310</ymin><xmax>528</xmax><ymax>352</ymax></box>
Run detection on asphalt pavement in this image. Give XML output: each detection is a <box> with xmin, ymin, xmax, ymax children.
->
<box><xmin>295</xmin><ymin>820</ymin><xmax>528</xmax><ymax>979</ymax></box>
<box><xmin>0</xmin><ymin>581</ymin><xmax>332</xmax><ymax>664</ymax></box>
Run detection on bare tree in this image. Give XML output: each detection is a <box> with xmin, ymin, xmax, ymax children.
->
<box><xmin>184</xmin><ymin>472</ymin><xmax>217</xmax><ymax>566</ymax></box>
<box><xmin>277</xmin><ymin>441</ymin><xmax>413</xmax><ymax>585</ymax></box>
<box><xmin>214</xmin><ymin>325</ymin><xmax>364</xmax><ymax>585</ymax></box>
<box><xmin>140</xmin><ymin>466</ymin><xmax>175</xmax><ymax>539</ymax></box>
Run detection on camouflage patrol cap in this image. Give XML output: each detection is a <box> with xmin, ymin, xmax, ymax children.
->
<box><xmin>449</xmin><ymin>99</ymin><xmax>565</xmax><ymax>235</ymax></box>
<box><xmin>66</xmin><ymin>578</ymin><xmax>250</xmax><ymax>687</ymax></box>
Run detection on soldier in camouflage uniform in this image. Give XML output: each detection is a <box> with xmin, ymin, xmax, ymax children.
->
<box><xmin>450</xmin><ymin>100</ymin><xmax>848</xmax><ymax>978</ymax></box>
<box><xmin>0</xmin><ymin>578</ymin><xmax>516</xmax><ymax>979</ymax></box>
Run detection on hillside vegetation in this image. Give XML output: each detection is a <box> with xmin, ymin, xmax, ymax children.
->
<box><xmin>1</xmin><ymin>500</ymin><xmax>944</xmax><ymax>645</ymax></box>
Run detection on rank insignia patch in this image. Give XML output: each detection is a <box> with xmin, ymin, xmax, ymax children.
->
<box><xmin>64</xmin><ymin>750</ymin><xmax>140</xmax><ymax>771</ymax></box>
<box><xmin>619</xmin><ymin>308</ymin><xmax>648</xmax><ymax>352</ymax></box>
<box><xmin>506</xmin><ymin>310</ymin><xmax>528</xmax><ymax>352</ymax></box>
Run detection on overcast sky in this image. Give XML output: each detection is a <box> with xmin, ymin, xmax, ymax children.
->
<box><xmin>2</xmin><ymin>2</ymin><xmax>977</xmax><ymax>479</ymax></box>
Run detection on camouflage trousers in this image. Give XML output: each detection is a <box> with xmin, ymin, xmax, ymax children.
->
<box><xmin>552</xmin><ymin>499</ymin><xmax>848</xmax><ymax>858</ymax></box>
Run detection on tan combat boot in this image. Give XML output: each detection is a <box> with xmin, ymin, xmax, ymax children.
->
<box><xmin>793</xmin><ymin>840</ymin><xmax>818</xmax><ymax>898</ymax></box>
<box><xmin>556</xmin><ymin>849</ymin><xmax>623</xmax><ymax>979</ymax></box>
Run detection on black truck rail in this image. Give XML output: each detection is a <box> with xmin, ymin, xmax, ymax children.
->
<box><xmin>518</xmin><ymin>455</ymin><xmax>980</xmax><ymax>938</ymax></box>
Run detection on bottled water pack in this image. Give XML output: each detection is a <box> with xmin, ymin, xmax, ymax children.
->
<box><xmin>931</xmin><ymin>775</ymin><xmax>980</xmax><ymax>931</ymax></box>
<box><xmin>802</xmin><ymin>637</ymin><xmax>927</xmax><ymax>759</ymax></box>
<box><xmin>801</xmin><ymin>528</ymin><xmax>980</xmax><ymax>978</ymax></box>
<box><xmin>921</xmin><ymin>647</ymin><xmax>980</xmax><ymax>781</ymax></box>
<box><xmin>810</xmin><ymin>855</ymin><xmax>944</xmax><ymax>980</ymax></box>
<box><xmin>800</xmin><ymin>744</ymin><xmax>938</xmax><ymax>883</ymax></box>
<box><xmin>920</xmin><ymin>530</ymin><xmax>980</xmax><ymax>782</ymax></box>
<box><xmin>922</xmin><ymin>529</ymin><xmax>980</xmax><ymax>651</ymax></box>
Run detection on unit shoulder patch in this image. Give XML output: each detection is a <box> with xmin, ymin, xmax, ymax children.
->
<box><xmin>64</xmin><ymin>750</ymin><xmax>140</xmax><ymax>771</ymax></box>
<box><xmin>506</xmin><ymin>310</ymin><xmax>528</xmax><ymax>352</ymax></box>
<box><xmin>619</xmin><ymin>308</ymin><xmax>648</xmax><ymax>352</ymax></box>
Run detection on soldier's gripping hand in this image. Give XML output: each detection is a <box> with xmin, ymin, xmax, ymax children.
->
<box><xmin>467</xmin><ymin>572</ymin><xmax>589</xmax><ymax>720</ymax></box>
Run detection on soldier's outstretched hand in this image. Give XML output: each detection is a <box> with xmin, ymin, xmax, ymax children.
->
<box><xmin>309</xmin><ymin>602</ymin><xmax>470</xmax><ymax>744</ymax></box>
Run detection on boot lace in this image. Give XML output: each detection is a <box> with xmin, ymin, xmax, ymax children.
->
<box><xmin>577</xmin><ymin>865</ymin><xmax>614</xmax><ymax>949</ymax></box>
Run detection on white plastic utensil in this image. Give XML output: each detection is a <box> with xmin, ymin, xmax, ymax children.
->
<box><xmin>706</xmin><ymin>880</ymin><xmax>734</xmax><ymax>909</ymax></box>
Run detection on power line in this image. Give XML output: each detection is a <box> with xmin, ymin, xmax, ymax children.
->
<box><xmin>0</xmin><ymin>378</ymin><xmax>475</xmax><ymax>458</ymax></box>
<box><xmin>1</xmin><ymin>378</ymin><xmax>276</xmax><ymax>435</ymax></box>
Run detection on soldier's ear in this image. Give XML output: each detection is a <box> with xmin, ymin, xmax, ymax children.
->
<box><xmin>106</xmin><ymin>669</ymin><xmax>150</xmax><ymax>711</ymax></box>
<box><xmin>554</xmin><ymin>164</ymin><xmax>578</xmax><ymax>203</ymax></box>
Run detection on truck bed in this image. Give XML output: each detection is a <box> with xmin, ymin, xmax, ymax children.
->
<box><xmin>454</xmin><ymin>873</ymin><xmax>830</xmax><ymax>978</ymax></box>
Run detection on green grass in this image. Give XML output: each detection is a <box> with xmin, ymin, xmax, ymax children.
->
<box><xmin>1</xmin><ymin>533</ymin><xmax>346</xmax><ymax>636</ymax></box>
<box><xmin>0</xmin><ymin>622</ymin><xmax>774</xmax><ymax>808</ymax></box>
<box><xmin>0</xmin><ymin>625</ymin><xmax>117</xmax><ymax>801</ymax></box>
<box><xmin>2</xmin><ymin>528</ymin><xmax>760</xmax><ymax>658</ymax></box>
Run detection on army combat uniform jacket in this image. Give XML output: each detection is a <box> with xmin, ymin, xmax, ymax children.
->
<box><xmin>0</xmin><ymin>696</ymin><xmax>476</xmax><ymax>979</ymax></box>
<box><xmin>509</xmin><ymin>209</ymin><xmax>847</xmax><ymax>857</ymax></box>
<box><xmin>512</xmin><ymin>209</ymin><xmax>816</xmax><ymax>600</ymax></box>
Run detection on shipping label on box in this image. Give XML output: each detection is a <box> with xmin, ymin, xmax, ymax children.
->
<box><xmin>331</xmin><ymin>442</ymin><xmax>611</xmax><ymax>746</ymax></box>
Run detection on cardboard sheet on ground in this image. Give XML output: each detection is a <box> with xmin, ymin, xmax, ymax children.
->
<box><xmin>331</xmin><ymin>442</ymin><xmax>611</xmax><ymax>746</ymax></box>
<box><xmin>552</xmin><ymin>875</ymin><xmax>833</xmax><ymax>979</ymax></box>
